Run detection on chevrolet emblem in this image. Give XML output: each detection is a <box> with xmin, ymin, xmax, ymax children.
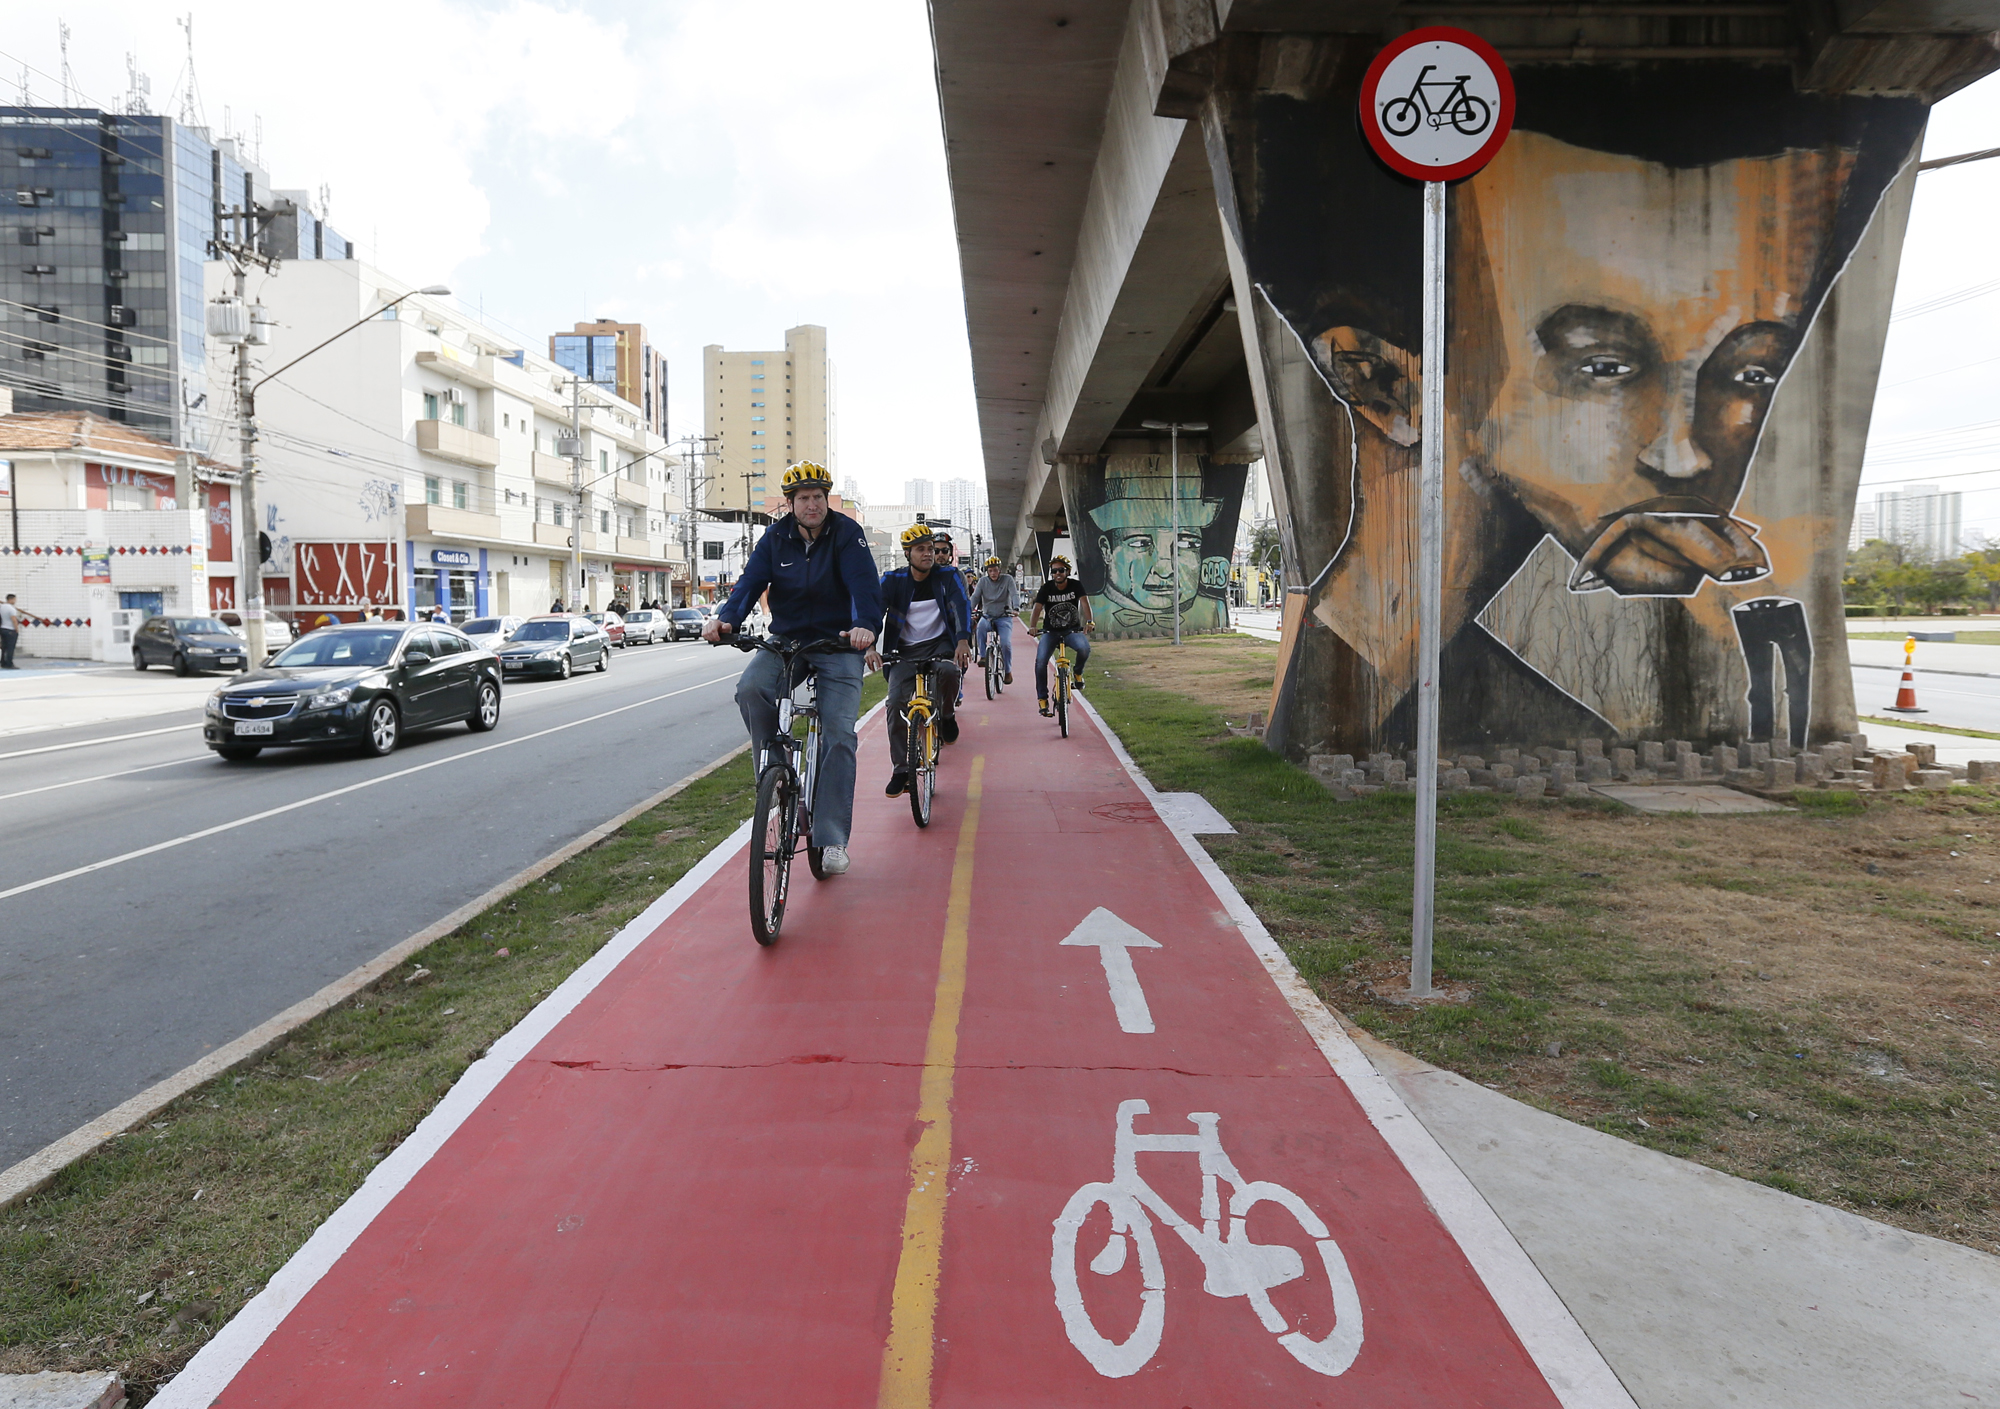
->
<box><xmin>247</xmin><ymin>696</ymin><xmax>268</xmax><ymax>708</ymax></box>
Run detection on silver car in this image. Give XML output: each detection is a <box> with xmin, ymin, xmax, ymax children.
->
<box><xmin>460</xmin><ymin>615</ymin><xmax>525</xmax><ymax>652</ymax></box>
<box><xmin>621</xmin><ymin>609</ymin><xmax>667</xmax><ymax>644</ymax></box>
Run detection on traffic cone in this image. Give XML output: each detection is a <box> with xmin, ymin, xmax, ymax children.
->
<box><xmin>1886</xmin><ymin>665</ymin><xmax>1926</xmax><ymax>713</ymax></box>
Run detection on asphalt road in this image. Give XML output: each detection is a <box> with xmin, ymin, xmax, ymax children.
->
<box><xmin>0</xmin><ymin>639</ymin><xmax>750</xmax><ymax>1169</ymax></box>
<box><xmin>1852</xmin><ymin>663</ymin><xmax>2000</xmax><ymax>734</ymax></box>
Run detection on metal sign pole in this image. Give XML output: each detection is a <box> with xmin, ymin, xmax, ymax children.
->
<box><xmin>1410</xmin><ymin>177</ymin><xmax>1446</xmax><ymax>1000</ymax></box>
<box><xmin>1170</xmin><ymin>425</ymin><xmax>1182</xmax><ymax>647</ymax></box>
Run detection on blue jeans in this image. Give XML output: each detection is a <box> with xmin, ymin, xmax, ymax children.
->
<box><xmin>974</xmin><ymin>615</ymin><xmax>1013</xmax><ymax>674</ymax></box>
<box><xmin>735</xmin><ymin>646</ymin><xmax>865</xmax><ymax>849</ymax></box>
<box><xmin>1035</xmin><ymin>630</ymin><xmax>1090</xmax><ymax>700</ymax></box>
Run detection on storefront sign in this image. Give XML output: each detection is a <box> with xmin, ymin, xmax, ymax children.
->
<box><xmin>431</xmin><ymin>547</ymin><xmax>475</xmax><ymax>567</ymax></box>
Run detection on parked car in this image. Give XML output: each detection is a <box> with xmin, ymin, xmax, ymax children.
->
<box><xmin>460</xmin><ymin>615</ymin><xmax>525</xmax><ymax>651</ymax></box>
<box><xmin>621</xmin><ymin>609</ymin><xmax>667</xmax><ymax>645</ymax></box>
<box><xmin>202</xmin><ymin>621</ymin><xmax>501</xmax><ymax>761</ymax></box>
<box><xmin>492</xmin><ymin>615</ymin><xmax>612</xmax><ymax>679</ymax></box>
<box><xmin>666</xmin><ymin>608</ymin><xmax>706</xmax><ymax>641</ymax></box>
<box><xmin>132</xmin><ymin>615</ymin><xmax>249</xmax><ymax>675</ymax></box>
<box><xmin>215</xmin><ymin>611</ymin><xmax>296</xmax><ymax>653</ymax></box>
<box><xmin>585</xmin><ymin>611</ymin><xmax>627</xmax><ymax>648</ymax></box>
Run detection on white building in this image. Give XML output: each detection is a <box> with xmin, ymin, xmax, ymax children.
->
<box><xmin>200</xmin><ymin>261</ymin><xmax>687</xmax><ymax>620</ymax></box>
<box><xmin>1875</xmin><ymin>485</ymin><xmax>1962</xmax><ymax>560</ymax></box>
<box><xmin>1848</xmin><ymin>503</ymin><xmax>1879</xmax><ymax>551</ymax></box>
<box><xmin>904</xmin><ymin>478</ymin><xmax>935</xmax><ymax>511</ymax></box>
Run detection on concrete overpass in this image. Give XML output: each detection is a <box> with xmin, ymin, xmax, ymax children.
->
<box><xmin>930</xmin><ymin>0</ymin><xmax>1999</xmax><ymax>758</ymax></box>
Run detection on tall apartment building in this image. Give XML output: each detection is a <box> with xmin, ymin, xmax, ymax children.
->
<box><xmin>1876</xmin><ymin>485</ymin><xmax>1962</xmax><ymax>559</ymax></box>
<box><xmin>1</xmin><ymin>106</ymin><xmax>349</xmax><ymax>447</ymax></box>
<box><xmin>702</xmin><ymin>325</ymin><xmax>834</xmax><ymax>514</ymax></box>
<box><xmin>1848</xmin><ymin>504</ymin><xmax>1879</xmax><ymax>552</ymax></box>
<box><xmin>939</xmin><ymin>477</ymin><xmax>977</xmax><ymax>534</ymax></box>
<box><xmin>905</xmin><ymin>478</ymin><xmax>935</xmax><ymax>511</ymax></box>
<box><xmin>551</xmin><ymin>319</ymin><xmax>667</xmax><ymax>438</ymax></box>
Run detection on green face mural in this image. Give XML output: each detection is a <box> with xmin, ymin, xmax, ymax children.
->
<box><xmin>1061</xmin><ymin>457</ymin><xmax>1248</xmax><ymax>639</ymax></box>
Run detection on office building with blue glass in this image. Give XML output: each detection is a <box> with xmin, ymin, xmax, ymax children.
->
<box><xmin>1</xmin><ymin>106</ymin><xmax>348</xmax><ymax>450</ymax></box>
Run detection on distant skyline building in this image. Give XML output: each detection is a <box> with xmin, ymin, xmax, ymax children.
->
<box><xmin>1876</xmin><ymin>484</ymin><xmax>1962</xmax><ymax>559</ymax></box>
<box><xmin>905</xmin><ymin>478</ymin><xmax>935</xmax><ymax>511</ymax></box>
<box><xmin>939</xmin><ymin>476</ymin><xmax>976</xmax><ymax>535</ymax></box>
<box><xmin>550</xmin><ymin>319</ymin><xmax>667</xmax><ymax>438</ymax></box>
<box><xmin>0</xmin><ymin>105</ymin><xmax>350</xmax><ymax>447</ymax></box>
<box><xmin>1848</xmin><ymin>504</ymin><xmax>1878</xmax><ymax>551</ymax></box>
<box><xmin>702</xmin><ymin>325</ymin><xmax>834</xmax><ymax>514</ymax></box>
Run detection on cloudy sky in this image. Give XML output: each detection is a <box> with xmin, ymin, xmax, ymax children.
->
<box><xmin>6</xmin><ymin>4</ymin><xmax>1998</xmax><ymax>524</ymax></box>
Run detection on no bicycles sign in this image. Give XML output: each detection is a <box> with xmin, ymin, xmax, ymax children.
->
<box><xmin>1359</xmin><ymin>27</ymin><xmax>1514</xmax><ymax>182</ymax></box>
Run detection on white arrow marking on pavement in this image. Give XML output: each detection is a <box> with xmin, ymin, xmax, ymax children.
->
<box><xmin>1061</xmin><ymin>908</ymin><xmax>1163</xmax><ymax>1034</ymax></box>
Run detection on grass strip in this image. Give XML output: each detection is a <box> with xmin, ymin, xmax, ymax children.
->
<box><xmin>1858</xmin><ymin>715</ymin><xmax>2000</xmax><ymax>742</ymax></box>
<box><xmin>1</xmin><ymin>675</ymin><xmax>884</xmax><ymax>1398</ymax></box>
<box><xmin>1086</xmin><ymin>635</ymin><xmax>1998</xmax><ymax>1259</ymax></box>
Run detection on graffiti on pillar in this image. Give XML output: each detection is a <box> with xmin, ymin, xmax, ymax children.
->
<box><xmin>1218</xmin><ymin>61</ymin><xmax>1923</xmax><ymax>751</ymax></box>
<box><xmin>1064</xmin><ymin>456</ymin><xmax>1248</xmax><ymax>639</ymax></box>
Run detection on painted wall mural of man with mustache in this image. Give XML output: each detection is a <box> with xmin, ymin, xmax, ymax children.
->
<box><xmin>1221</xmin><ymin>60</ymin><xmax>1923</xmax><ymax>755</ymax></box>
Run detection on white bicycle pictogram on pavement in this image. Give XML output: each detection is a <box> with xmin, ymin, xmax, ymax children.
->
<box><xmin>1051</xmin><ymin>1098</ymin><xmax>1364</xmax><ymax>1378</ymax></box>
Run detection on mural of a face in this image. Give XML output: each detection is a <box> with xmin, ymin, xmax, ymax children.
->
<box><xmin>1468</xmin><ymin>132</ymin><xmax>1854</xmax><ymax>598</ymax></box>
<box><xmin>1099</xmin><ymin>524</ymin><xmax>1207</xmax><ymax>611</ymax></box>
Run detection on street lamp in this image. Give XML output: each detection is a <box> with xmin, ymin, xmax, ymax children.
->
<box><xmin>222</xmin><ymin>282</ymin><xmax>450</xmax><ymax>663</ymax></box>
<box><xmin>1140</xmin><ymin>419</ymin><xmax>1207</xmax><ymax>646</ymax></box>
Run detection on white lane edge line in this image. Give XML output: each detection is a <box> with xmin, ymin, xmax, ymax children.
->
<box><xmin>0</xmin><ymin>674</ymin><xmax>740</xmax><ymax>905</ymax></box>
<box><xmin>0</xmin><ymin>722</ymin><xmax>195</xmax><ymax>761</ymax></box>
<box><xmin>0</xmin><ymin>753</ymin><xmax>212</xmax><ymax>803</ymax></box>
<box><xmin>153</xmin><ymin>693</ymin><xmax>893</xmax><ymax>1405</ymax></box>
<box><xmin>1074</xmin><ymin>694</ymin><xmax>1641</xmax><ymax>1409</ymax></box>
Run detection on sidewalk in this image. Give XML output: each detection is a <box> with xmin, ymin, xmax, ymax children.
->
<box><xmin>0</xmin><ymin>656</ymin><xmax>216</xmax><ymax>738</ymax></box>
<box><xmin>1847</xmin><ymin>636</ymin><xmax>2000</xmax><ymax>678</ymax></box>
<box><xmin>150</xmin><ymin>684</ymin><xmax>2000</xmax><ymax>1407</ymax></box>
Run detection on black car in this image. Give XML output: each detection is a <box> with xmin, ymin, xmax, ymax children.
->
<box><xmin>132</xmin><ymin>615</ymin><xmax>247</xmax><ymax>675</ymax></box>
<box><xmin>202</xmin><ymin>621</ymin><xmax>501</xmax><ymax>761</ymax></box>
<box><xmin>492</xmin><ymin>614</ymin><xmax>612</xmax><ymax>678</ymax></box>
<box><xmin>666</xmin><ymin>608</ymin><xmax>706</xmax><ymax>641</ymax></box>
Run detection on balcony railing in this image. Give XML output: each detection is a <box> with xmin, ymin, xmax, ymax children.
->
<box><xmin>614</xmin><ymin>478</ymin><xmax>649</xmax><ymax>507</ymax></box>
<box><xmin>532</xmin><ymin>451</ymin><xmax>574</xmax><ymax>487</ymax></box>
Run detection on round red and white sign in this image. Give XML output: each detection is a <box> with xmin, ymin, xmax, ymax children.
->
<box><xmin>1359</xmin><ymin>27</ymin><xmax>1514</xmax><ymax>183</ymax></box>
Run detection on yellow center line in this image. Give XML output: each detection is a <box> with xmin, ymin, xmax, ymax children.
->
<box><xmin>878</xmin><ymin>753</ymin><xmax>985</xmax><ymax>1408</ymax></box>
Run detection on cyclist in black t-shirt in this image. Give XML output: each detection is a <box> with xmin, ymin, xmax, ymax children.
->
<box><xmin>1028</xmin><ymin>556</ymin><xmax>1094</xmax><ymax>717</ymax></box>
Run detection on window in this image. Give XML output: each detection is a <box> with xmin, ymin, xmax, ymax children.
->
<box><xmin>450</xmin><ymin>399</ymin><xmax>466</xmax><ymax>428</ymax></box>
<box><xmin>750</xmin><ymin>401</ymin><xmax>764</xmax><ymax>407</ymax></box>
<box><xmin>553</xmin><ymin>502</ymin><xmax>566</xmax><ymax>526</ymax></box>
<box><xmin>453</xmin><ymin>481</ymin><xmax>468</xmax><ymax>510</ymax></box>
<box><xmin>751</xmin><ymin>374</ymin><xmax>765</xmax><ymax>380</ymax></box>
<box><xmin>750</xmin><ymin>416</ymin><xmax>766</xmax><ymax>422</ymax></box>
<box><xmin>749</xmin><ymin>360</ymin><xmax>764</xmax><ymax>365</ymax></box>
<box><xmin>599</xmin><ymin>450</ymin><xmax>609</xmax><ymax>474</ymax></box>
<box><xmin>502</xmin><ymin>412</ymin><xmax>511</xmax><ymax>429</ymax></box>
<box><xmin>423</xmin><ymin>392</ymin><xmax>439</xmax><ymax>420</ymax></box>
<box><xmin>703</xmin><ymin>541</ymin><xmax>723</xmax><ymax>561</ymax></box>
<box><xmin>751</xmin><ymin>458</ymin><xmax>766</xmax><ymax>464</ymax></box>
<box><xmin>598</xmin><ymin>510</ymin><xmax>611</xmax><ymax>534</ymax></box>
<box><xmin>425</xmin><ymin>476</ymin><xmax>442</xmax><ymax>505</ymax></box>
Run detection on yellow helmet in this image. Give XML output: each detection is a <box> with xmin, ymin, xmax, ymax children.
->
<box><xmin>900</xmin><ymin>522</ymin><xmax>938</xmax><ymax>549</ymax></box>
<box><xmin>983</xmin><ymin>556</ymin><xmax>1001</xmax><ymax>568</ymax></box>
<box><xmin>781</xmin><ymin>461</ymin><xmax>833</xmax><ymax>496</ymax></box>
<box><xmin>1049</xmin><ymin>555</ymin><xmax>1072</xmax><ymax>571</ymax></box>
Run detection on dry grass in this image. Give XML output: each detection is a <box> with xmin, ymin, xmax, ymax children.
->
<box><xmin>1088</xmin><ymin>634</ymin><xmax>2000</xmax><ymax>1256</ymax></box>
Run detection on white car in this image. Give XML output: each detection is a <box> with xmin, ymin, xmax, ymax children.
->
<box><xmin>460</xmin><ymin>615</ymin><xmax>526</xmax><ymax>652</ymax></box>
<box><xmin>217</xmin><ymin>611</ymin><xmax>294</xmax><ymax>651</ymax></box>
<box><xmin>621</xmin><ymin>609</ymin><xmax>668</xmax><ymax>644</ymax></box>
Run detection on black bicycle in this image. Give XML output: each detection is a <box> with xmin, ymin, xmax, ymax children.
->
<box><xmin>723</xmin><ymin>634</ymin><xmax>844</xmax><ymax>945</ymax></box>
<box><xmin>1381</xmin><ymin>65</ymin><xmax>1491</xmax><ymax>138</ymax></box>
<box><xmin>979</xmin><ymin>615</ymin><xmax>1009</xmax><ymax>700</ymax></box>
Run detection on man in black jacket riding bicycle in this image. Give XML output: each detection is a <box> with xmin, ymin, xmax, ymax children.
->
<box><xmin>867</xmin><ymin>523</ymin><xmax>972</xmax><ymax>797</ymax></box>
<box><xmin>704</xmin><ymin>462</ymin><xmax>882</xmax><ymax>875</ymax></box>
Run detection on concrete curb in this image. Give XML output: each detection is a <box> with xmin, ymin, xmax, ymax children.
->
<box><xmin>1851</xmin><ymin>661</ymin><xmax>2000</xmax><ymax>680</ymax></box>
<box><xmin>0</xmin><ymin>742</ymin><xmax>751</xmax><ymax>1214</ymax></box>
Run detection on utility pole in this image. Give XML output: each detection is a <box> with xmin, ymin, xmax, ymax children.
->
<box><xmin>676</xmin><ymin>433</ymin><xmax>719</xmax><ymax>605</ymax></box>
<box><xmin>566</xmin><ymin>378</ymin><xmax>586</xmax><ymax>611</ymax></box>
<box><xmin>213</xmin><ymin>203</ymin><xmax>278</xmax><ymax>664</ymax></box>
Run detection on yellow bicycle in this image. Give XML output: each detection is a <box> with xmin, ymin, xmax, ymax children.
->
<box><xmin>1036</xmin><ymin>632</ymin><xmax>1077</xmax><ymax>738</ymax></box>
<box><xmin>888</xmin><ymin>654</ymin><xmax>943</xmax><ymax>828</ymax></box>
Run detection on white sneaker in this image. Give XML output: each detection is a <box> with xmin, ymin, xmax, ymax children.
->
<box><xmin>819</xmin><ymin>845</ymin><xmax>850</xmax><ymax>875</ymax></box>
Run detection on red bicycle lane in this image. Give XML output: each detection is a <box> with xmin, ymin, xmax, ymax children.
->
<box><xmin>160</xmin><ymin>685</ymin><xmax>1624</xmax><ymax>1408</ymax></box>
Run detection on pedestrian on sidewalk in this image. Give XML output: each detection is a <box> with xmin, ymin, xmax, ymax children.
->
<box><xmin>871</xmin><ymin>523</ymin><xmax>973</xmax><ymax>797</ymax></box>
<box><xmin>0</xmin><ymin>593</ymin><xmax>27</xmax><ymax>668</ymax></box>
<box><xmin>704</xmin><ymin>461</ymin><xmax>881</xmax><ymax>876</ymax></box>
<box><xmin>1029</xmin><ymin>557</ymin><xmax>1094</xmax><ymax>715</ymax></box>
<box><xmin>971</xmin><ymin>555</ymin><xmax>1018</xmax><ymax>685</ymax></box>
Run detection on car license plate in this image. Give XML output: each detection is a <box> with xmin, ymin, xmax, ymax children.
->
<box><xmin>220</xmin><ymin>657</ymin><xmax>242</xmax><ymax>668</ymax></box>
<box><xmin>233</xmin><ymin>720</ymin><xmax>274</xmax><ymax>736</ymax></box>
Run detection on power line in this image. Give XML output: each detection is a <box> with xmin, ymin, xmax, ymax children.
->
<box><xmin>0</xmin><ymin>332</ymin><xmax>176</xmax><ymax>385</ymax></box>
<box><xmin>1878</xmin><ymin>350</ymin><xmax>2000</xmax><ymax>390</ymax></box>
<box><xmin>0</xmin><ymin>295</ymin><xmax>178</xmax><ymax>347</ymax></box>
<box><xmin>1889</xmin><ymin>276</ymin><xmax>2000</xmax><ymax>324</ymax></box>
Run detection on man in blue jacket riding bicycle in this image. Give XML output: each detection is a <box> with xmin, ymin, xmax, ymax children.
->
<box><xmin>867</xmin><ymin>522</ymin><xmax>973</xmax><ymax>798</ymax></box>
<box><xmin>704</xmin><ymin>462</ymin><xmax>882</xmax><ymax>875</ymax></box>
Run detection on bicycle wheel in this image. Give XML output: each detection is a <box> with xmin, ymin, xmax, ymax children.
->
<box><xmin>1451</xmin><ymin>94</ymin><xmax>1491</xmax><ymax>136</ymax></box>
<box><xmin>749</xmin><ymin>765</ymin><xmax>798</xmax><ymax>946</ymax></box>
<box><xmin>1056</xmin><ymin>666</ymin><xmax>1070</xmax><ymax>738</ymax></box>
<box><xmin>1381</xmin><ymin>95</ymin><xmax>1421</xmax><ymax>137</ymax></box>
<box><xmin>1228</xmin><ymin>1181</ymin><xmax>1365</xmax><ymax>1377</ymax></box>
<box><xmin>985</xmin><ymin>650</ymin><xmax>997</xmax><ymax>700</ymax></box>
<box><xmin>1051</xmin><ymin>1183</ymin><xmax>1166</xmax><ymax>1378</ymax></box>
<box><xmin>908</xmin><ymin>716</ymin><xmax>934</xmax><ymax>829</ymax></box>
